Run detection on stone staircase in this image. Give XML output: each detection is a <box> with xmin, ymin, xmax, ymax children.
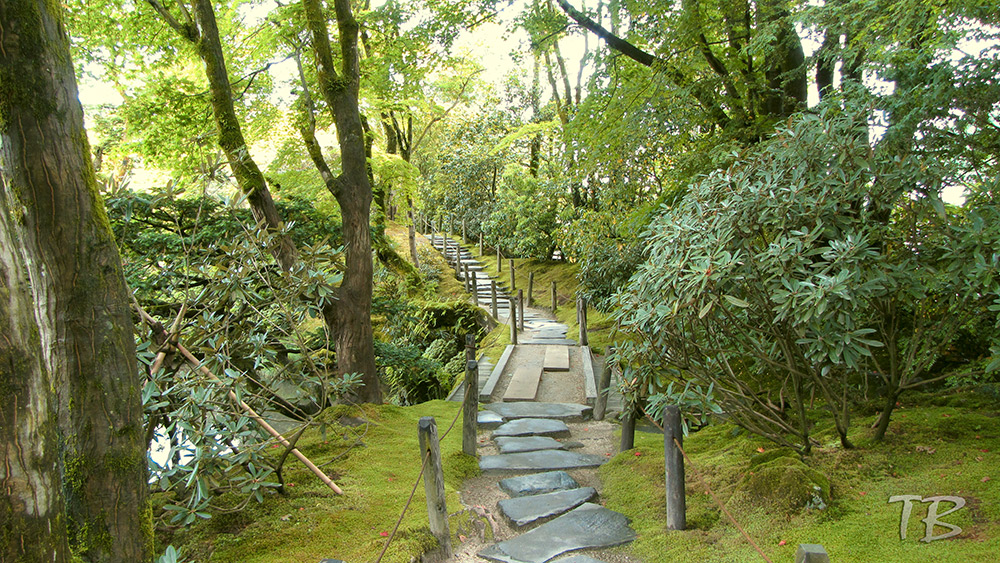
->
<box><xmin>475</xmin><ymin>403</ymin><xmax>636</xmax><ymax>562</ymax></box>
<box><xmin>426</xmin><ymin>232</ymin><xmax>636</xmax><ymax>563</ymax></box>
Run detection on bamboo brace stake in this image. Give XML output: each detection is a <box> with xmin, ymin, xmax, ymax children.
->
<box><xmin>175</xmin><ymin>343</ymin><xmax>344</xmax><ymax>495</ymax></box>
<box><xmin>133</xmin><ymin>299</ymin><xmax>343</xmax><ymax>495</ymax></box>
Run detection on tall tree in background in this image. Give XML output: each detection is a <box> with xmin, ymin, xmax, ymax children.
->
<box><xmin>0</xmin><ymin>0</ymin><xmax>150</xmax><ymax>560</ymax></box>
<box><xmin>144</xmin><ymin>0</ymin><xmax>298</xmax><ymax>270</ymax></box>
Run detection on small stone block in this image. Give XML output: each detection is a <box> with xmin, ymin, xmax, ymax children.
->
<box><xmin>478</xmin><ymin>411</ymin><xmax>505</xmax><ymax>429</ymax></box>
<box><xmin>504</xmin><ymin>365</ymin><xmax>543</xmax><ymax>402</ymax></box>
<box><xmin>499</xmin><ymin>470</ymin><xmax>579</xmax><ymax>497</ymax></box>
<box><xmin>479</xmin><ymin>450</ymin><xmax>607</xmax><ymax>472</ymax></box>
<box><xmin>495</xmin><ymin>436</ymin><xmax>566</xmax><ymax>454</ymax></box>
<box><xmin>543</xmin><ymin>346</ymin><xmax>570</xmax><ymax>371</ymax></box>
<box><xmin>486</xmin><ymin>402</ymin><xmax>592</xmax><ymax>421</ymax></box>
<box><xmin>498</xmin><ymin>487</ymin><xmax>597</xmax><ymax>526</ymax></box>
<box><xmin>478</xmin><ymin>503</ymin><xmax>635</xmax><ymax>563</ymax></box>
<box><xmin>796</xmin><ymin>544</ymin><xmax>830</xmax><ymax>563</ymax></box>
<box><xmin>492</xmin><ymin>418</ymin><xmax>571</xmax><ymax>438</ymax></box>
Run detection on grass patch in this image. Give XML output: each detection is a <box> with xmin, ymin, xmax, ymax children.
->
<box><xmin>602</xmin><ymin>400</ymin><xmax>1000</xmax><ymax>562</ymax></box>
<box><xmin>161</xmin><ymin>401</ymin><xmax>474</xmax><ymax>563</ymax></box>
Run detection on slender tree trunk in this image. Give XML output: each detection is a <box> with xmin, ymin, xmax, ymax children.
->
<box><xmin>305</xmin><ymin>0</ymin><xmax>380</xmax><ymax>403</ymax></box>
<box><xmin>1</xmin><ymin>1</ymin><xmax>150</xmax><ymax>560</ymax></box>
<box><xmin>191</xmin><ymin>0</ymin><xmax>298</xmax><ymax>270</ymax></box>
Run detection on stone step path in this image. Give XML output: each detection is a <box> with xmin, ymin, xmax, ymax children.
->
<box><xmin>424</xmin><ymin>232</ymin><xmax>635</xmax><ymax>563</ymax></box>
<box><xmin>474</xmin><ymin>404</ymin><xmax>635</xmax><ymax>563</ymax></box>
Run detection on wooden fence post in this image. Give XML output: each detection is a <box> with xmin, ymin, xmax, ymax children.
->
<box><xmin>497</xmin><ymin>248</ymin><xmax>502</xmax><ymax>272</ymax></box>
<box><xmin>664</xmin><ymin>405</ymin><xmax>686</xmax><ymax>531</ymax></box>
<box><xmin>509</xmin><ymin>295</ymin><xmax>518</xmax><ymax>345</ymax></box>
<box><xmin>470</xmin><ymin>270</ymin><xmax>477</xmax><ymax>299</ymax></box>
<box><xmin>462</xmin><ymin>218</ymin><xmax>467</xmax><ymax>243</ymax></box>
<box><xmin>620</xmin><ymin>406</ymin><xmax>635</xmax><ymax>451</ymax></box>
<box><xmin>578</xmin><ymin>295</ymin><xmax>589</xmax><ymax>347</ymax></box>
<box><xmin>593</xmin><ymin>346</ymin><xmax>614</xmax><ymax>421</ymax></box>
<box><xmin>479</xmin><ymin>232</ymin><xmax>484</xmax><ymax>256</ymax></box>
<box><xmin>527</xmin><ymin>272</ymin><xmax>534</xmax><ymax>307</ymax></box>
<box><xmin>551</xmin><ymin>281</ymin><xmax>557</xmax><ymax>313</ymax></box>
<box><xmin>491</xmin><ymin>281</ymin><xmax>498</xmax><ymax>319</ymax></box>
<box><xmin>518</xmin><ymin>289</ymin><xmax>525</xmax><ymax>332</ymax></box>
<box><xmin>464</xmin><ymin>358</ymin><xmax>479</xmax><ymax>456</ymax></box>
<box><xmin>509</xmin><ymin>259</ymin><xmax>516</xmax><ymax>292</ymax></box>
<box><xmin>463</xmin><ymin>335</ymin><xmax>478</xmax><ymax>457</ymax></box>
<box><xmin>418</xmin><ymin>417</ymin><xmax>452</xmax><ymax>558</ymax></box>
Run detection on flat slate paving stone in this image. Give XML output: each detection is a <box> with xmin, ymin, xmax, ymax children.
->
<box><xmin>478</xmin><ymin>503</ymin><xmax>636</xmax><ymax>563</ymax></box>
<box><xmin>492</xmin><ymin>418</ymin><xmax>571</xmax><ymax>438</ymax></box>
<box><xmin>551</xmin><ymin>556</ymin><xmax>608</xmax><ymax>563</ymax></box>
<box><xmin>499</xmin><ymin>470</ymin><xmax>579</xmax><ymax>498</ymax></box>
<box><xmin>495</xmin><ymin>436</ymin><xmax>566</xmax><ymax>454</ymax></box>
<box><xmin>479</xmin><ymin>450</ymin><xmax>606</xmax><ymax>472</ymax></box>
<box><xmin>519</xmin><ymin>339</ymin><xmax>577</xmax><ymax>346</ymax></box>
<box><xmin>478</xmin><ymin>411</ymin><xmax>505</xmax><ymax>429</ymax></box>
<box><xmin>486</xmin><ymin>403</ymin><xmax>592</xmax><ymax>421</ymax></box>
<box><xmin>498</xmin><ymin>487</ymin><xmax>597</xmax><ymax>526</ymax></box>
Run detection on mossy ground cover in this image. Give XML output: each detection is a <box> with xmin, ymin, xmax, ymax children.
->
<box><xmin>601</xmin><ymin>396</ymin><xmax>1000</xmax><ymax>562</ymax></box>
<box><xmin>158</xmin><ymin>401</ymin><xmax>476</xmax><ymax>563</ymax></box>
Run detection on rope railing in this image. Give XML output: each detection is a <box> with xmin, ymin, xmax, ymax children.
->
<box><xmin>373</xmin><ymin>391</ymin><xmax>465</xmax><ymax>563</ymax></box>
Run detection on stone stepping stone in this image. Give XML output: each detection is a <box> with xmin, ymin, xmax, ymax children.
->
<box><xmin>552</xmin><ymin>556</ymin><xmax>608</xmax><ymax>563</ymax></box>
<box><xmin>498</xmin><ymin>487</ymin><xmax>597</xmax><ymax>526</ymax></box>
<box><xmin>479</xmin><ymin>450</ymin><xmax>606</xmax><ymax>472</ymax></box>
<box><xmin>543</xmin><ymin>346</ymin><xmax>570</xmax><ymax>371</ymax></box>
<box><xmin>504</xmin><ymin>365</ymin><xmax>543</xmax><ymax>402</ymax></box>
<box><xmin>532</xmin><ymin>330</ymin><xmax>569</xmax><ymax>339</ymax></box>
<box><xmin>520</xmin><ymin>339</ymin><xmax>577</xmax><ymax>346</ymax></box>
<box><xmin>492</xmin><ymin>418</ymin><xmax>570</xmax><ymax>438</ymax></box>
<box><xmin>479</xmin><ymin>411</ymin><xmax>505</xmax><ymax>429</ymax></box>
<box><xmin>486</xmin><ymin>403</ymin><xmax>592</xmax><ymax>421</ymax></box>
<box><xmin>477</xmin><ymin>503</ymin><xmax>636</xmax><ymax>563</ymax></box>
<box><xmin>495</xmin><ymin>436</ymin><xmax>566</xmax><ymax>454</ymax></box>
<box><xmin>499</xmin><ymin>470</ymin><xmax>579</xmax><ymax>498</ymax></box>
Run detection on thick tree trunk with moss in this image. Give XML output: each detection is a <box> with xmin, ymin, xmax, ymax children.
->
<box><xmin>304</xmin><ymin>0</ymin><xmax>381</xmax><ymax>403</ymax></box>
<box><xmin>0</xmin><ymin>1</ymin><xmax>150</xmax><ymax>560</ymax></box>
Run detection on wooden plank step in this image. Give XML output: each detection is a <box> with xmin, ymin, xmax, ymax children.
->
<box><xmin>504</xmin><ymin>365</ymin><xmax>543</xmax><ymax>402</ymax></box>
<box><xmin>544</xmin><ymin>346</ymin><xmax>570</xmax><ymax>371</ymax></box>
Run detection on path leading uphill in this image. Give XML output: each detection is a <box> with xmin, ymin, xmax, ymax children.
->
<box><xmin>428</xmin><ymin>233</ymin><xmax>639</xmax><ymax>563</ymax></box>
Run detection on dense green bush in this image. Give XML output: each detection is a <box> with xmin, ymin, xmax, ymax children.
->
<box><xmin>615</xmin><ymin>109</ymin><xmax>1000</xmax><ymax>453</ymax></box>
<box><xmin>482</xmin><ymin>171</ymin><xmax>561</xmax><ymax>259</ymax></box>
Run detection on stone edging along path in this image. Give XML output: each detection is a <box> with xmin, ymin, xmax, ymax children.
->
<box><xmin>428</xmin><ymin>233</ymin><xmax>638</xmax><ymax>563</ymax></box>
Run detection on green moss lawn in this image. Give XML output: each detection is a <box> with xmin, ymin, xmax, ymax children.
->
<box><xmin>602</xmin><ymin>396</ymin><xmax>1000</xmax><ymax>562</ymax></box>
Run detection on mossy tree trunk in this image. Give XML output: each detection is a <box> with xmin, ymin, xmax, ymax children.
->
<box><xmin>145</xmin><ymin>0</ymin><xmax>298</xmax><ymax>271</ymax></box>
<box><xmin>303</xmin><ymin>0</ymin><xmax>380</xmax><ymax>403</ymax></box>
<box><xmin>0</xmin><ymin>1</ymin><xmax>150</xmax><ymax>561</ymax></box>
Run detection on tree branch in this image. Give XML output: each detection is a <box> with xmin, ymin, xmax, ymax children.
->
<box><xmin>555</xmin><ymin>0</ymin><xmax>731</xmax><ymax>128</ymax></box>
<box><xmin>145</xmin><ymin>0</ymin><xmax>199</xmax><ymax>42</ymax></box>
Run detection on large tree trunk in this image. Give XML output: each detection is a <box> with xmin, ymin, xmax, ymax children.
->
<box><xmin>304</xmin><ymin>0</ymin><xmax>381</xmax><ymax>403</ymax></box>
<box><xmin>1</xmin><ymin>1</ymin><xmax>150</xmax><ymax>561</ymax></box>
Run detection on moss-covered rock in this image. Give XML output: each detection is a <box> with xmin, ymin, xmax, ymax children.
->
<box><xmin>731</xmin><ymin>455</ymin><xmax>831</xmax><ymax>514</ymax></box>
<box><xmin>748</xmin><ymin>447</ymin><xmax>800</xmax><ymax>469</ymax></box>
